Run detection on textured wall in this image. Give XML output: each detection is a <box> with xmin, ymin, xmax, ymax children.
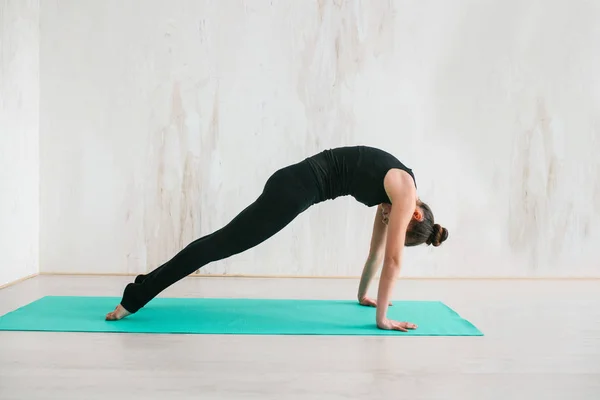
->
<box><xmin>39</xmin><ymin>0</ymin><xmax>600</xmax><ymax>277</ymax></box>
<box><xmin>0</xmin><ymin>0</ymin><xmax>39</xmax><ymax>286</ymax></box>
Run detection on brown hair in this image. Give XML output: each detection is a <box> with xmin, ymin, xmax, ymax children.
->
<box><xmin>405</xmin><ymin>200</ymin><xmax>448</xmax><ymax>247</ymax></box>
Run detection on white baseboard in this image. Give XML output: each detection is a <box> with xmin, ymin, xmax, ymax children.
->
<box><xmin>0</xmin><ymin>273</ymin><xmax>40</xmax><ymax>290</ymax></box>
<box><xmin>37</xmin><ymin>271</ymin><xmax>600</xmax><ymax>280</ymax></box>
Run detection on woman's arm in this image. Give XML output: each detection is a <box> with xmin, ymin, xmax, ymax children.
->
<box><xmin>375</xmin><ymin>170</ymin><xmax>418</xmax><ymax>331</ymax></box>
<box><xmin>357</xmin><ymin>205</ymin><xmax>388</xmax><ymax>305</ymax></box>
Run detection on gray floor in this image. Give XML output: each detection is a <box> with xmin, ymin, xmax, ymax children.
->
<box><xmin>0</xmin><ymin>275</ymin><xmax>599</xmax><ymax>400</ymax></box>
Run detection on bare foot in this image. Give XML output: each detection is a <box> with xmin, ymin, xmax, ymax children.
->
<box><xmin>105</xmin><ymin>304</ymin><xmax>132</xmax><ymax>321</ymax></box>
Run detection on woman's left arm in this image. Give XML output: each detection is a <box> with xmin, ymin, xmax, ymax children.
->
<box><xmin>357</xmin><ymin>205</ymin><xmax>388</xmax><ymax>306</ymax></box>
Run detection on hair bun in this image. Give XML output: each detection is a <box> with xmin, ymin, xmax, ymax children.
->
<box><xmin>428</xmin><ymin>224</ymin><xmax>449</xmax><ymax>247</ymax></box>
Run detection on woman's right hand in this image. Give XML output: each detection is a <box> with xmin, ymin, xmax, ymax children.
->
<box><xmin>376</xmin><ymin>318</ymin><xmax>417</xmax><ymax>332</ymax></box>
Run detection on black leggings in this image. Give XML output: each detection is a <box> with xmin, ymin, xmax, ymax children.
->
<box><xmin>119</xmin><ymin>159</ymin><xmax>321</xmax><ymax>313</ymax></box>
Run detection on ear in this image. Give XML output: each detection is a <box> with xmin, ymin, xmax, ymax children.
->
<box><xmin>413</xmin><ymin>207</ymin><xmax>424</xmax><ymax>221</ymax></box>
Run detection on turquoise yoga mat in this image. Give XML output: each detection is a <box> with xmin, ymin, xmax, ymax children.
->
<box><xmin>0</xmin><ymin>296</ymin><xmax>482</xmax><ymax>336</ymax></box>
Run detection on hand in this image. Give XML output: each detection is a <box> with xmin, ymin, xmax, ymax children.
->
<box><xmin>376</xmin><ymin>318</ymin><xmax>417</xmax><ymax>332</ymax></box>
<box><xmin>358</xmin><ymin>296</ymin><xmax>392</xmax><ymax>307</ymax></box>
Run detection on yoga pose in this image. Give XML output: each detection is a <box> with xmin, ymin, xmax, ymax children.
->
<box><xmin>106</xmin><ymin>145</ymin><xmax>448</xmax><ymax>331</ymax></box>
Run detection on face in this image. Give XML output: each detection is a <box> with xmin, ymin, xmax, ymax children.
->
<box><xmin>380</xmin><ymin>203</ymin><xmax>424</xmax><ymax>226</ymax></box>
<box><xmin>404</xmin><ymin>206</ymin><xmax>427</xmax><ymax>246</ymax></box>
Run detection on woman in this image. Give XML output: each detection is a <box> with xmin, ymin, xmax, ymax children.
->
<box><xmin>106</xmin><ymin>145</ymin><xmax>448</xmax><ymax>332</ymax></box>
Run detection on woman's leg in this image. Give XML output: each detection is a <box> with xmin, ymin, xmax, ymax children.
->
<box><xmin>108</xmin><ymin>162</ymin><xmax>318</xmax><ymax>318</ymax></box>
<box><xmin>132</xmin><ymin>229</ymin><xmax>220</xmax><ymax>284</ymax></box>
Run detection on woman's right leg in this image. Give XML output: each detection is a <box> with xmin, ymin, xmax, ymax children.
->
<box><xmin>110</xmin><ymin>162</ymin><xmax>319</xmax><ymax>318</ymax></box>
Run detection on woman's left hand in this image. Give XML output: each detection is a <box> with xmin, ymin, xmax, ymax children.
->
<box><xmin>358</xmin><ymin>296</ymin><xmax>392</xmax><ymax>307</ymax></box>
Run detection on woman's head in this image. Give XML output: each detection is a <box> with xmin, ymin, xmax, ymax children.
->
<box><xmin>405</xmin><ymin>199</ymin><xmax>448</xmax><ymax>247</ymax></box>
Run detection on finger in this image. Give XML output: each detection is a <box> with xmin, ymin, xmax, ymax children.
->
<box><xmin>393</xmin><ymin>322</ymin><xmax>407</xmax><ymax>332</ymax></box>
<box><xmin>388</xmin><ymin>302</ymin><xmax>393</xmax><ymax>306</ymax></box>
<box><xmin>360</xmin><ymin>299</ymin><xmax>376</xmax><ymax>307</ymax></box>
<box><xmin>364</xmin><ymin>298</ymin><xmax>376</xmax><ymax>306</ymax></box>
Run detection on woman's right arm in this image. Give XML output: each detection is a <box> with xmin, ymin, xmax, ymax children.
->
<box><xmin>375</xmin><ymin>170</ymin><xmax>418</xmax><ymax>332</ymax></box>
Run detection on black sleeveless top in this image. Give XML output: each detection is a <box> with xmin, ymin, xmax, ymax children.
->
<box><xmin>305</xmin><ymin>146</ymin><xmax>416</xmax><ymax>207</ymax></box>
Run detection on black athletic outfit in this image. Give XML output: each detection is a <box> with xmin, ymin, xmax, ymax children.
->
<box><xmin>120</xmin><ymin>146</ymin><xmax>416</xmax><ymax>313</ymax></box>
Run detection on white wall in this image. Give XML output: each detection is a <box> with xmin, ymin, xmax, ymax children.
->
<box><xmin>0</xmin><ymin>0</ymin><xmax>39</xmax><ymax>286</ymax></box>
<box><xmin>39</xmin><ymin>0</ymin><xmax>600</xmax><ymax>278</ymax></box>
